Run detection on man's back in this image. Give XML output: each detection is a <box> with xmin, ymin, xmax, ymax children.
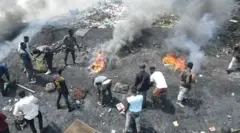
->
<box><xmin>180</xmin><ymin>69</ymin><xmax>192</xmax><ymax>88</ymax></box>
<box><xmin>127</xmin><ymin>95</ymin><xmax>143</xmax><ymax>113</ymax></box>
<box><xmin>150</xmin><ymin>71</ymin><xmax>168</xmax><ymax>88</ymax></box>
<box><xmin>94</xmin><ymin>76</ymin><xmax>107</xmax><ymax>87</ymax></box>
<box><xmin>135</xmin><ymin>71</ymin><xmax>150</xmax><ymax>91</ymax></box>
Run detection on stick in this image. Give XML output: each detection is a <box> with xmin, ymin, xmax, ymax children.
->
<box><xmin>17</xmin><ymin>84</ymin><xmax>35</xmax><ymax>93</ymax></box>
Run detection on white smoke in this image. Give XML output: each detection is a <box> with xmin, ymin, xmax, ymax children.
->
<box><xmin>104</xmin><ymin>0</ymin><xmax>174</xmax><ymax>54</ymax></box>
<box><xmin>166</xmin><ymin>0</ymin><xmax>235</xmax><ymax>72</ymax></box>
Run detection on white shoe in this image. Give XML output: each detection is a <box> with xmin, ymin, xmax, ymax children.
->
<box><xmin>176</xmin><ymin>101</ymin><xmax>185</xmax><ymax>107</ymax></box>
<box><xmin>29</xmin><ymin>80</ymin><xmax>36</xmax><ymax>84</ymax></box>
<box><xmin>45</xmin><ymin>70</ymin><xmax>52</xmax><ymax>75</ymax></box>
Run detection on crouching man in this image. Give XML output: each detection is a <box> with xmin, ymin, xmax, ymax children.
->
<box><xmin>227</xmin><ymin>44</ymin><xmax>240</xmax><ymax>74</ymax></box>
<box><xmin>93</xmin><ymin>76</ymin><xmax>113</xmax><ymax>107</ymax></box>
<box><xmin>0</xmin><ymin>63</ymin><xmax>10</xmax><ymax>96</ymax></box>
<box><xmin>123</xmin><ymin>86</ymin><xmax>143</xmax><ymax>133</ymax></box>
<box><xmin>176</xmin><ymin>62</ymin><xmax>195</xmax><ymax>107</ymax></box>
<box><xmin>32</xmin><ymin>45</ymin><xmax>54</xmax><ymax>75</ymax></box>
<box><xmin>13</xmin><ymin>91</ymin><xmax>43</xmax><ymax>133</ymax></box>
<box><xmin>149</xmin><ymin>66</ymin><xmax>168</xmax><ymax>107</ymax></box>
<box><xmin>53</xmin><ymin>68</ymin><xmax>74</xmax><ymax>112</ymax></box>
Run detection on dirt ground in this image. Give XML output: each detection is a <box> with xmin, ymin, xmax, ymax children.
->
<box><xmin>1</xmin><ymin>27</ymin><xmax>240</xmax><ymax>133</ymax></box>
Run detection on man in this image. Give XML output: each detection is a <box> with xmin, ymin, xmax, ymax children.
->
<box><xmin>123</xmin><ymin>86</ymin><xmax>143</xmax><ymax>133</ymax></box>
<box><xmin>149</xmin><ymin>66</ymin><xmax>168</xmax><ymax>107</ymax></box>
<box><xmin>93</xmin><ymin>76</ymin><xmax>113</xmax><ymax>107</ymax></box>
<box><xmin>32</xmin><ymin>45</ymin><xmax>53</xmax><ymax>75</ymax></box>
<box><xmin>0</xmin><ymin>63</ymin><xmax>10</xmax><ymax>96</ymax></box>
<box><xmin>18</xmin><ymin>36</ymin><xmax>31</xmax><ymax>72</ymax></box>
<box><xmin>19</xmin><ymin>42</ymin><xmax>36</xmax><ymax>83</ymax></box>
<box><xmin>53</xmin><ymin>68</ymin><xmax>74</xmax><ymax>112</ymax></box>
<box><xmin>56</xmin><ymin>29</ymin><xmax>81</xmax><ymax>66</ymax></box>
<box><xmin>227</xmin><ymin>44</ymin><xmax>240</xmax><ymax>74</ymax></box>
<box><xmin>134</xmin><ymin>64</ymin><xmax>150</xmax><ymax>108</ymax></box>
<box><xmin>176</xmin><ymin>62</ymin><xmax>195</xmax><ymax>107</ymax></box>
<box><xmin>13</xmin><ymin>91</ymin><xmax>43</xmax><ymax>133</ymax></box>
<box><xmin>0</xmin><ymin>112</ymin><xmax>9</xmax><ymax>133</ymax></box>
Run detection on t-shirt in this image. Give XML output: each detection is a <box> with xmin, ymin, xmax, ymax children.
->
<box><xmin>150</xmin><ymin>71</ymin><xmax>168</xmax><ymax>89</ymax></box>
<box><xmin>63</xmin><ymin>35</ymin><xmax>77</xmax><ymax>49</ymax></box>
<box><xmin>94</xmin><ymin>76</ymin><xmax>107</xmax><ymax>87</ymax></box>
<box><xmin>127</xmin><ymin>95</ymin><xmax>143</xmax><ymax>113</ymax></box>
<box><xmin>36</xmin><ymin>45</ymin><xmax>52</xmax><ymax>53</ymax></box>
<box><xmin>13</xmin><ymin>96</ymin><xmax>39</xmax><ymax>120</ymax></box>
<box><xmin>180</xmin><ymin>69</ymin><xmax>192</xmax><ymax>89</ymax></box>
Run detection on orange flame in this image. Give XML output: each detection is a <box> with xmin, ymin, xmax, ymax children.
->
<box><xmin>162</xmin><ymin>53</ymin><xmax>187</xmax><ymax>72</ymax></box>
<box><xmin>90</xmin><ymin>50</ymin><xmax>107</xmax><ymax>73</ymax></box>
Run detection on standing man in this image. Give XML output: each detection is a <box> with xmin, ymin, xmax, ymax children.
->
<box><xmin>134</xmin><ymin>64</ymin><xmax>150</xmax><ymax>108</ymax></box>
<box><xmin>19</xmin><ymin>42</ymin><xmax>36</xmax><ymax>83</ymax></box>
<box><xmin>149</xmin><ymin>66</ymin><xmax>168</xmax><ymax>107</ymax></box>
<box><xmin>0</xmin><ymin>63</ymin><xmax>10</xmax><ymax>96</ymax></box>
<box><xmin>93</xmin><ymin>76</ymin><xmax>113</xmax><ymax>107</ymax></box>
<box><xmin>53</xmin><ymin>68</ymin><xmax>74</xmax><ymax>112</ymax></box>
<box><xmin>56</xmin><ymin>29</ymin><xmax>81</xmax><ymax>66</ymax></box>
<box><xmin>32</xmin><ymin>45</ymin><xmax>53</xmax><ymax>75</ymax></box>
<box><xmin>0</xmin><ymin>112</ymin><xmax>10</xmax><ymax>133</ymax></box>
<box><xmin>227</xmin><ymin>44</ymin><xmax>240</xmax><ymax>74</ymax></box>
<box><xmin>13</xmin><ymin>91</ymin><xmax>43</xmax><ymax>133</ymax></box>
<box><xmin>176</xmin><ymin>62</ymin><xmax>195</xmax><ymax>107</ymax></box>
<box><xmin>123</xmin><ymin>86</ymin><xmax>143</xmax><ymax>133</ymax></box>
<box><xmin>18</xmin><ymin>36</ymin><xmax>31</xmax><ymax>72</ymax></box>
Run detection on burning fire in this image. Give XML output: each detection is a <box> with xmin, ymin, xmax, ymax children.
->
<box><xmin>90</xmin><ymin>50</ymin><xmax>107</xmax><ymax>73</ymax></box>
<box><xmin>162</xmin><ymin>53</ymin><xmax>187</xmax><ymax>72</ymax></box>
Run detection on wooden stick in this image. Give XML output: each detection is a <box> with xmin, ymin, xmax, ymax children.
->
<box><xmin>17</xmin><ymin>84</ymin><xmax>35</xmax><ymax>93</ymax></box>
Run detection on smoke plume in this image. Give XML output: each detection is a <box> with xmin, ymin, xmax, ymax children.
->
<box><xmin>166</xmin><ymin>0</ymin><xmax>235</xmax><ymax>72</ymax></box>
<box><xmin>104</xmin><ymin>0</ymin><xmax>174</xmax><ymax>54</ymax></box>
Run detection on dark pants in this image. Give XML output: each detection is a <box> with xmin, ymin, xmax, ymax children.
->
<box><xmin>64</xmin><ymin>49</ymin><xmax>75</xmax><ymax>65</ymax></box>
<box><xmin>24</xmin><ymin>61</ymin><xmax>35</xmax><ymax>82</ymax></box>
<box><xmin>0</xmin><ymin>127</ymin><xmax>10</xmax><ymax>133</ymax></box>
<box><xmin>0</xmin><ymin>78</ymin><xmax>5</xmax><ymax>96</ymax></box>
<box><xmin>98</xmin><ymin>81</ymin><xmax>112</xmax><ymax>105</ymax></box>
<box><xmin>45</xmin><ymin>52</ymin><xmax>53</xmax><ymax>70</ymax></box>
<box><xmin>25</xmin><ymin>111</ymin><xmax>43</xmax><ymax>133</ymax></box>
<box><xmin>138</xmin><ymin>91</ymin><xmax>147</xmax><ymax>107</ymax></box>
<box><xmin>56</xmin><ymin>90</ymin><xmax>71</xmax><ymax>110</ymax></box>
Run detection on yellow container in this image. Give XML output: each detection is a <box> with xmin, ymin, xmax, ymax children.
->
<box><xmin>35</xmin><ymin>58</ymin><xmax>47</xmax><ymax>72</ymax></box>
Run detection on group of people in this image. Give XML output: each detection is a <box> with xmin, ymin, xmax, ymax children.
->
<box><xmin>1</xmin><ymin>29</ymin><xmax>238</xmax><ymax>133</ymax></box>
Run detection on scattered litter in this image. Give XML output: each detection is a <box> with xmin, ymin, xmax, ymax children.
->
<box><xmin>199</xmin><ymin>74</ymin><xmax>203</xmax><ymax>77</ymax></box>
<box><xmin>216</xmin><ymin>54</ymin><xmax>219</xmax><ymax>58</ymax></box>
<box><xmin>231</xmin><ymin>93</ymin><xmax>235</xmax><ymax>96</ymax></box>
<box><xmin>103</xmin><ymin>122</ymin><xmax>105</xmax><ymax>125</ymax></box>
<box><xmin>229</xmin><ymin>19</ymin><xmax>238</xmax><ymax>23</ymax></box>
<box><xmin>209</xmin><ymin>127</ymin><xmax>216</xmax><ymax>131</ymax></box>
<box><xmin>8</xmin><ymin>99</ymin><xmax>12</xmax><ymax>103</ymax></box>
<box><xmin>111</xmin><ymin>130</ymin><xmax>116</xmax><ymax>133</ymax></box>
<box><xmin>76</xmin><ymin>100</ymin><xmax>80</xmax><ymax>104</ymax></box>
<box><xmin>108</xmin><ymin>108</ymin><xmax>112</xmax><ymax>112</ymax></box>
<box><xmin>116</xmin><ymin>103</ymin><xmax>125</xmax><ymax>111</ymax></box>
<box><xmin>14</xmin><ymin>99</ymin><xmax>18</xmax><ymax>102</ymax></box>
<box><xmin>173</xmin><ymin>121</ymin><xmax>179</xmax><ymax>127</ymax></box>
<box><xmin>227</xmin><ymin>115</ymin><xmax>232</xmax><ymax>118</ymax></box>
<box><xmin>2</xmin><ymin>105</ymin><xmax>13</xmax><ymax>112</ymax></box>
<box><xmin>45</xmin><ymin>83</ymin><xmax>56</xmax><ymax>92</ymax></box>
<box><xmin>97</xmin><ymin>102</ymin><xmax>101</xmax><ymax>106</ymax></box>
<box><xmin>200</xmin><ymin>131</ymin><xmax>205</xmax><ymax>133</ymax></box>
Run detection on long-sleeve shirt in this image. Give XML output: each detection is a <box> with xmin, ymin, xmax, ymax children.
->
<box><xmin>134</xmin><ymin>71</ymin><xmax>150</xmax><ymax>92</ymax></box>
<box><xmin>0</xmin><ymin>64</ymin><xmax>9</xmax><ymax>79</ymax></box>
<box><xmin>13</xmin><ymin>95</ymin><xmax>39</xmax><ymax>120</ymax></box>
<box><xmin>0</xmin><ymin>112</ymin><xmax>8</xmax><ymax>132</ymax></box>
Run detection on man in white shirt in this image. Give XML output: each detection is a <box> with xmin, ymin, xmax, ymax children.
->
<box><xmin>18</xmin><ymin>36</ymin><xmax>31</xmax><ymax>72</ymax></box>
<box><xmin>123</xmin><ymin>86</ymin><xmax>143</xmax><ymax>133</ymax></box>
<box><xmin>149</xmin><ymin>66</ymin><xmax>168</xmax><ymax>107</ymax></box>
<box><xmin>93</xmin><ymin>76</ymin><xmax>113</xmax><ymax>107</ymax></box>
<box><xmin>13</xmin><ymin>91</ymin><xmax>43</xmax><ymax>133</ymax></box>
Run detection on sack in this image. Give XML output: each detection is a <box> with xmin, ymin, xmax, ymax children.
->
<box><xmin>45</xmin><ymin>83</ymin><xmax>56</xmax><ymax>92</ymax></box>
<box><xmin>36</xmin><ymin>58</ymin><xmax>47</xmax><ymax>72</ymax></box>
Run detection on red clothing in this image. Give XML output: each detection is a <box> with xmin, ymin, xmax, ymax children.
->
<box><xmin>0</xmin><ymin>112</ymin><xmax>8</xmax><ymax>132</ymax></box>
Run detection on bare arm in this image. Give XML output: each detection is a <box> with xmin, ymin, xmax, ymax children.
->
<box><xmin>73</xmin><ymin>37</ymin><xmax>81</xmax><ymax>50</ymax></box>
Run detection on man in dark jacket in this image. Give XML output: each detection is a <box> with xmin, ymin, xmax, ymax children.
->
<box><xmin>227</xmin><ymin>44</ymin><xmax>240</xmax><ymax>74</ymax></box>
<box><xmin>176</xmin><ymin>62</ymin><xmax>195</xmax><ymax>107</ymax></box>
<box><xmin>53</xmin><ymin>68</ymin><xmax>74</xmax><ymax>112</ymax></box>
<box><xmin>19</xmin><ymin>42</ymin><xmax>36</xmax><ymax>84</ymax></box>
<box><xmin>0</xmin><ymin>112</ymin><xmax>9</xmax><ymax>133</ymax></box>
<box><xmin>55</xmin><ymin>29</ymin><xmax>81</xmax><ymax>66</ymax></box>
<box><xmin>134</xmin><ymin>64</ymin><xmax>150</xmax><ymax>108</ymax></box>
<box><xmin>0</xmin><ymin>63</ymin><xmax>10</xmax><ymax>96</ymax></box>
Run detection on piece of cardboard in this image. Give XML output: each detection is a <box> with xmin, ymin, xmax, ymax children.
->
<box><xmin>64</xmin><ymin>119</ymin><xmax>97</xmax><ymax>133</ymax></box>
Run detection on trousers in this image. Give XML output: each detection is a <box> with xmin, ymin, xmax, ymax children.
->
<box><xmin>177</xmin><ymin>86</ymin><xmax>189</xmax><ymax>102</ymax></box>
<box><xmin>138</xmin><ymin>91</ymin><xmax>147</xmax><ymax>107</ymax></box>
<box><xmin>45</xmin><ymin>52</ymin><xmax>53</xmax><ymax>70</ymax></box>
<box><xmin>64</xmin><ymin>49</ymin><xmax>75</xmax><ymax>64</ymax></box>
<box><xmin>125</xmin><ymin>111</ymin><xmax>141</xmax><ymax>133</ymax></box>
<box><xmin>25</xmin><ymin>111</ymin><xmax>43</xmax><ymax>133</ymax></box>
<box><xmin>98</xmin><ymin>81</ymin><xmax>112</xmax><ymax>105</ymax></box>
<box><xmin>56</xmin><ymin>90</ymin><xmax>71</xmax><ymax>110</ymax></box>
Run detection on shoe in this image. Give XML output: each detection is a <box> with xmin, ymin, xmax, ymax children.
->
<box><xmin>176</xmin><ymin>101</ymin><xmax>185</xmax><ymax>107</ymax></box>
<box><xmin>45</xmin><ymin>70</ymin><xmax>52</xmax><ymax>75</ymax></box>
<box><xmin>29</xmin><ymin>80</ymin><xmax>36</xmax><ymax>84</ymax></box>
<box><xmin>68</xmin><ymin>108</ymin><xmax>74</xmax><ymax>112</ymax></box>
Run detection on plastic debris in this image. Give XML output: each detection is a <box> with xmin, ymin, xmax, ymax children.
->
<box><xmin>231</xmin><ymin>93</ymin><xmax>235</xmax><ymax>96</ymax></box>
<box><xmin>14</xmin><ymin>99</ymin><xmax>18</xmax><ymax>102</ymax></box>
<box><xmin>108</xmin><ymin>108</ymin><xmax>112</xmax><ymax>112</ymax></box>
<box><xmin>229</xmin><ymin>19</ymin><xmax>238</xmax><ymax>23</ymax></box>
<box><xmin>200</xmin><ymin>131</ymin><xmax>205</xmax><ymax>133</ymax></box>
<box><xmin>8</xmin><ymin>99</ymin><xmax>12</xmax><ymax>103</ymax></box>
<box><xmin>2</xmin><ymin>105</ymin><xmax>13</xmax><ymax>112</ymax></box>
<box><xmin>209</xmin><ymin>127</ymin><xmax>216</xmax><ymax>131</ymax></box>
<box><xmin>111</xmin><ymin>130</ymin><xmax>116</xmax><ymax>133</ymax></box>
<box><xmin>199</xmin><ymin>74</ymin><xmax>203</xmax><ymax>77</ymax></box>
<box><xmin>116</xmin><ymin>103</ymin><xmax>125</xmax><ymax>111</ymax></box>
<box><xmin>173</xmin><ymin>121</ymin><xmax>179</xmax><ymax>127</ymax></box>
